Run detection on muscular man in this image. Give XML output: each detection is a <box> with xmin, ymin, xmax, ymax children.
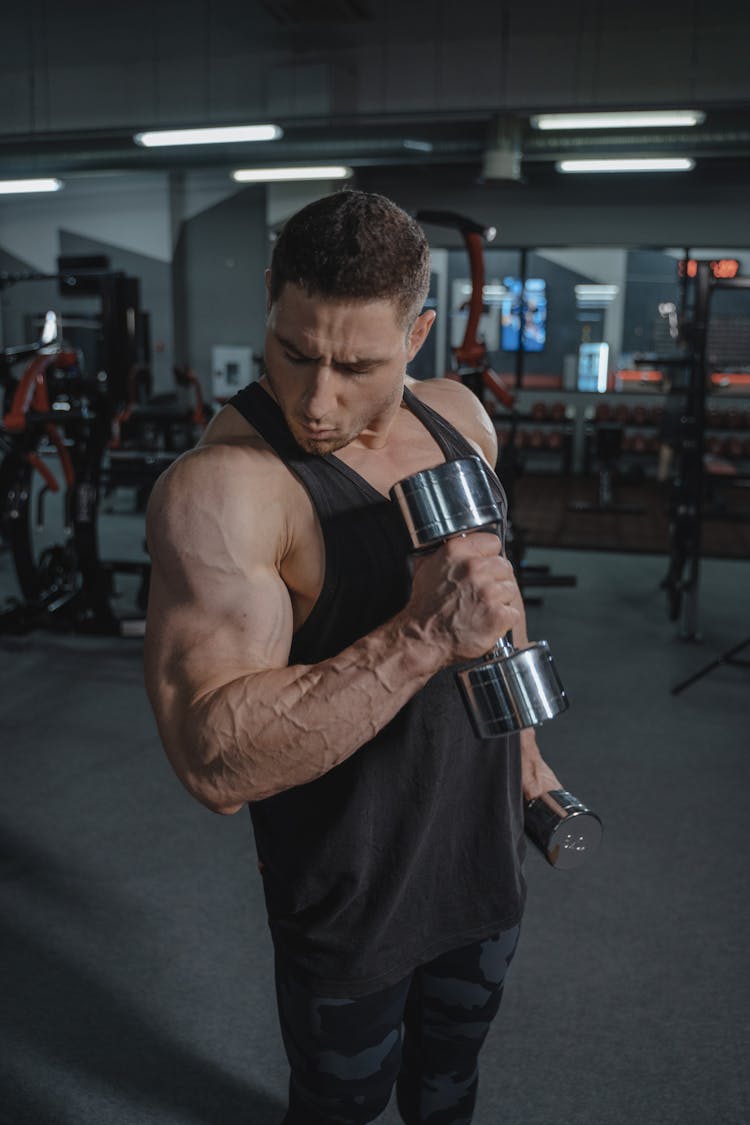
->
<box><xmin>144</xmin><ymin>191</ymin><xmax>560</xmax><ymax>1125</ymax></box>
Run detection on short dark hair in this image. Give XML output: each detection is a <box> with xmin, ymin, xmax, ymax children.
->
<box><xmin>268</xmin><ymin>190</ymin><xmax>430</xmax><ymax>327</ymax></box>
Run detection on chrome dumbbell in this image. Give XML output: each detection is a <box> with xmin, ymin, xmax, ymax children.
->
<box><xmin>524</xmin><ymin>789</ymin><xmax>602</xmax><ymax>869</ymax></box>
<box><xmin>390</xmin><ymin>456</ymin><xmax>569</xmax><ymax>737</ymax></box>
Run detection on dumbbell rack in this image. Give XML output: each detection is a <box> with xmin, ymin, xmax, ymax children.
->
<box><xmin>582</xmin><ymin>403</ymin><xmax>664</xmax><ymax>476</ymax></box>
<box><xmin>491</xmin><ymin>399</ymin><xmax>578</xmax><ymax>603</ymax></box>
<box><xmin>703</xmin><ymin>407</ymin><xmax>750</xmax><ymax>472</ymax></box>
<box><xmin>494</xmin><ymin>400</ymin><xmax>575</xmax><ymax>476</ymax></box>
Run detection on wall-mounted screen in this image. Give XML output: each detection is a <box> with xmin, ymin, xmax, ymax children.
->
<box><xmin>501</xmin><ymin>278</ymin><xmax>547</xmax><ymax>352</ymax></box>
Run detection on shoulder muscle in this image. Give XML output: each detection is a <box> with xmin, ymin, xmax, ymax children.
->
<box><xmin>146</xmin><ymin>443</ymin><xmax>286</xmax><ymax>580</ymax></box>
<box><xmin>144</xmin><ymin>443</ymin><xmax>294</xmax><ymax>704</ymax></box>
<box><xmin>412</xmin><ymin>377</ymin><xmax>498</xmax><ymax>466</ymax></box>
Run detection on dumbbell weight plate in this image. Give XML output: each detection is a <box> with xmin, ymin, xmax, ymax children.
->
<box><xmin>524</xmin><ymin>789</ymin><xmax>603</xmax><ymax>869</ymax></box>
<box><xmin>455</xmin><ymin>639</ymin><xmax>569</xmax><ymax>737</ymax></box>
<box><xmin>390</xmin><ymin>456</ymin><xmax>503</xmax><ymax>549</ymax></box>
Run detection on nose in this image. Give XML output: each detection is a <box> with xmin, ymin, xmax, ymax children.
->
<box><xmin>302</xmin><ymin>366</ymin><xmax>337</xmax><ymax>421</ymax></box>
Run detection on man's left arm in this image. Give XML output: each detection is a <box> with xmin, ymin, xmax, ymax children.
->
<box><xmin>426</xmin><ymin>378</ymin><xmax>564</xmax><ymax>801</ymax></box>
<box><xmin>501</xmin><ymin>564</ymin><xmax>563</xmax><ymax>801</ymax></box>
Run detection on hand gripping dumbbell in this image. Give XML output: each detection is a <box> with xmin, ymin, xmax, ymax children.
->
<box><xmin>390</xmin><ymin>456</ymin><xmax>569</xmax><ymax>737</ymax></box>
<box><xmin>391</xmin><ymin>456</ymin><xmax>602</xmax><ymax>867</ymax></box>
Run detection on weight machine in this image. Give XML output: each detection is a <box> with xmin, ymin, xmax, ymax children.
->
<box><xmin>0</xmin><ymin>268</ymin><xmax>208</xmax><ymax>636</ymax></box>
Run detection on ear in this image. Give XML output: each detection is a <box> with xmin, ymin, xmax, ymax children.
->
<box><xmin>264</xmin><ymin>269</ymin><xmax>272</xmax><ymax>316</ymax></box>
<box><xmin>406</xmin><ymin>309</ymin><xmax>437</xmax><ymax>361</ymax></box>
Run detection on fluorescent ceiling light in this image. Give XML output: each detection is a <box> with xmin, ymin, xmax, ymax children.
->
<box><xmin>0</xmin><ymin>178</ymin><xmax>63</xmax><ymax>194</ymax></box>
<box><xmin>231</xmin><ymin>166</ymin><xmax>353</xmax><ymax>183</ymax></box>
<box><xmin>557</xmin><ymin>158</ymin><xmax>695</xmax><ymax>173</ymax></box>
<box><xmin>457</xmin><ymin>283</ymin><xmax>510</xmax><ymax>304</ymax></box>
<box><xmin>575</xmin><ymin>284</ymin><xmax>620</xmax><ymax>304</ymax></box>
<box><xmin>532</xmin><ymin>111</ymin><xmax>705</xmax><ymax>130</ymax></box>
<box><xmin>134</xmin><ymin>124</ymin><xmax>282</xmax><ymax>147</ymax></box>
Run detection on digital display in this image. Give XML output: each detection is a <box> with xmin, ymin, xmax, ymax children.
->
<box><xmin>501</xmin><ymin>277</ymin><xmax>547</xmax><ymax>352</ymax></box>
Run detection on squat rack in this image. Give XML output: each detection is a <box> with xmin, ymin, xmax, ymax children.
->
<box><xmin>664</xmin><ymin>259</ymin><xmax>750</xmax><ymax>692</ymax></box>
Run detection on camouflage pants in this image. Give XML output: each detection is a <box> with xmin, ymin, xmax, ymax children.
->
<box><xmin>276</xmin><ymin>924</ymin><xmax>521</xmax><ymax>1124</ymax></box>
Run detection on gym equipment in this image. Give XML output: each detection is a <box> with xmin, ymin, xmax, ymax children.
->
<box><xmin>524</xmin><ymin>789</ymin><xmax>602</xmax><ymax>869</ymax></box>
<box><xmin>414</xmin><ymin>209</ymin><xmax>576</xmax><ymax>604</ymax></box>
<box><xmin>595</xmin><ymin>426</ymin><xmax>641</xmax><ymax>508</ymax></box>
<box><xmin>0</xmin><ymin>292</ymin><xmax>210</xmax><ymax>636</ymax></box>
<box><xmin>570</xmin><ymin>412</ymin><xmax>646</xmax><ymax>516</ymax></box>
<box><xmin>672</xmin><ymin>635</ymin><xmax>750</xmax><ymax>695</ymax></box>
<box><xmin>110</xmin><ymin>363</ymin><xmax>212</xmax><ymax>511</ymax></box>
<box><xmin>639</xmin><ymin>260</ymin><xmax>750</xmax><ymax>646</ymax></box>
<box><xmin>56</xmin><ymin>255</ymin><xmax>148</xmax><ymax>405</ymax></box>
<box><xmin>391</xmin><ymin>456</ymin><xmax>569</xmax><ymax>736</ymax></box>
<box><xmin>0</xmin><ymin>322</ymin><xmax>145</xmax><ymax>635</ymax></box>
<box><xmin>415</xmin><ymin>210</ymin><xmax>514</xmax><ymax>409</ymax></box>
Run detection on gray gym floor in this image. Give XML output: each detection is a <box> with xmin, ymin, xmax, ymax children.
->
<box><xmin>1</xmin><ymin>518</ymin><xmax>748</xmax><ymax>1125</ymax></box>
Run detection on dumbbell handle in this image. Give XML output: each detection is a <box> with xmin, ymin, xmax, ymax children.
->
<box><xmin>489</xmin><ymin>635</ymin><xmax>515</xmax><ymax>660</ymax></box>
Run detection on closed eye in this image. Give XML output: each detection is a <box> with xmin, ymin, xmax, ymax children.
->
<box><xmin>283</xmin><ymin>350</ymin><xmax>372</xmax><ymax>376</ymax></box>
<box><xmin>337</xmin><ymin>365</ymin><xmax>372</xmax><ymax>377</ymax></box>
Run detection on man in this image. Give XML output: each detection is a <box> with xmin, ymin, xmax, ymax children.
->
<box><xmin>144</xmin><ymin>190</ymin><xmax>561</xmax><ymax>1124</ymax></box>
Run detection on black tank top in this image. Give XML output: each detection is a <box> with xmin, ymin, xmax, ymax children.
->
<box><xmin>229</xmin><ymin>381</ymin><xmax>526</xmax><ymax>997</ymax></box>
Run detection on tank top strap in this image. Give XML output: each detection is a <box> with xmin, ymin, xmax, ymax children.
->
<box><xmin>402</xmin><ymin>385</ymin><xmax>483</xmax><ymax>461</ymax></box>
<box><xmin>229</xmin><ymin>380</ymin><xmax>506</xmax><ymax>523</ymax></box>
<box><xmin>227</xmin><ymin>382</ymin><xmax>354</xmax><ymax>518</ymax></box>
<box><xmin>402</xmin><ymin>384</ymin><xmax>508</xmax><ymax>522</ymax></box>
<box><xmin>229</xmin><ymin>381</ymin><xmax>304</xmax><ymax>461</ymax></box>
<box><xmin>233</xmin><ymin>381</ymin><xmax>476</xmax><ymax>465</ymax></box>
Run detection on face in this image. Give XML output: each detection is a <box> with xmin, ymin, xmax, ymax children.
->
<box><xmin>263</xmin><ymin>281</ymin><xmax>435</xmax><ymax>455</ymax></box>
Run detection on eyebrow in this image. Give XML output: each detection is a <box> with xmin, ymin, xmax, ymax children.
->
<box><xmin>274</xmin><ymin>332</ymin><xmax>386</xmax><ymax>369</ymax></box>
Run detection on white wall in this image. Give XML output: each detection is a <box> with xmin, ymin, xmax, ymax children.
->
<box><xmin>0</xmin><ymin>171</ymin><xmax>241</xmax><ymax>388</ymax></box>
<box><xmin>0</xmin><ymin>175</ymin><xmax>172</xmax><ymax>270</ymax></box>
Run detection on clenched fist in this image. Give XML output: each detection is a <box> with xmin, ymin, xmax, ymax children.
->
<box><xmin>404</xmin><ymin>532</ymin><xmax>521</xmax><ymax>664</ymax></box>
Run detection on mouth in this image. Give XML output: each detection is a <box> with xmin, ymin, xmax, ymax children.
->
<box><xmin>300</xmin><ymin>423</ymin><xmax>337</xmax><ymax>439</ymax></box>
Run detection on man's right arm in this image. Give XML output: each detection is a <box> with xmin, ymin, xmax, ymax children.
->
<box><xmin>144</xmin><ymin>444</ymin><xmax>520</xmax><ymax>814</ymax></box>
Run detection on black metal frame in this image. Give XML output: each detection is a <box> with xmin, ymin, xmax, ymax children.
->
<box><xmin>655</xmin><ymin>262</ymin><xmax>750</xmax><ymax>692</ymax></box>
<box><xmin>672</xmin><ymin>636</ymin><xmax>750</xmax><ymax>695</ymax></box>
<box><xmin>0</xmin><ymin>273</ymin><xmax>156</xmax><ymax>636</ymax></box>
<box><xmin>662</xmin><ymin>265</ymin><xmax>750</xmax><ymax>642</ymax></box>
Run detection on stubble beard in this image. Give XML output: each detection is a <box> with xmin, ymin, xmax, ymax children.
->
<box><xmin>266</xmin><ymin>363</ymin><xmax>404</xmax><ymax>457</ymax></box>
<box><xmin>293</xmin><ymin>429</ymin><xmax>350</xmax><ymax>456</ymax></box>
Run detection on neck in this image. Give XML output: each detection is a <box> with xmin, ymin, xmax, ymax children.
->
<box><xmin>346</xmin><ymin>381</ymin><xmax>408</xmax><ymax>452</ymax></box>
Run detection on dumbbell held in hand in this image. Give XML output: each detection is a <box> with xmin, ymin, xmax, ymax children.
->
<box><xmin>390</xmin><ymin>456</ymin><xmax>569</xmax><ymax>737</ymax></box>
<box><xmin>524</xmin><ymin>789</ymin><xmax>602</xmax><ymax>869</ymax></box>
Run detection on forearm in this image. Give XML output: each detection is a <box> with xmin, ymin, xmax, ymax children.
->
<box><xmin>520</xmin><ymin>728</ymin><xmax>563</xmax><ymax>800</ymax></box>
<box><xmin>182</xmin><ymin>611</ymin><xmax>444</xmax><ymax>811</ymax></box>
<box><xmin>513</xmin><ymin>591</ymin><xmax>564</xmax><ymax>798</ymax></box>
<box><xmin>503</xmin><ymin>563</ymin><xmax>530</xmax><ymax>647</ymax></box>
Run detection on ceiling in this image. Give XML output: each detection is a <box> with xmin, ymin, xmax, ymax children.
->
<box><xmin>1</xmin><ymin>0</ymin><xmax>750</xmax><ymax>185</ymax></box>
<box><xmin>2</xmin><ymin>108</ymin><xmax>750</xmax><ymax>183</ymax></box>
